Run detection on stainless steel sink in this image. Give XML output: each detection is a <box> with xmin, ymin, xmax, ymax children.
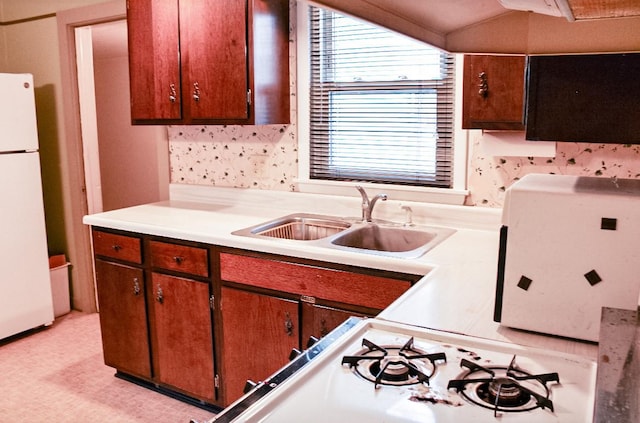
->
<box><xmin>330</xmin><ymin>223</ymin><xmax>455</xmax><ymax>259</ymax></box>
<box><xmin>232</xmin><ymin>213</ymin><xmax>352</xmax><ymax>241</ymax></box>
<box><xmin>233</xmin><ymin>213</ymin><xmax>455</xmax><ymax>259</ymax></box>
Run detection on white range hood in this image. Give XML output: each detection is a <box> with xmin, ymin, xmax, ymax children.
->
<box><xmin>499</xmin><ymin>0</ymin><xmax>575</xmax><ymax>20</ymax></box>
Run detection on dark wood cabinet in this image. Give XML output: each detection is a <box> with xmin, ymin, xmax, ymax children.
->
<box><xmin>217</xmin><ymin>250</ymin><xmax>417</xmax><ymax>405</ymax></box>
<box><xmin>92</xmin><ymin>228</ymin><xmax>217</xmax><ymax>405</ymax></box>
<box><xmin>91</xmin><ymin>228</ymin><xmax>420</xmax><ymax>409</ymax></box>
<box><xmin>219</xmin><ymin>286</ymin><xmax>300</xmax><ymax>404</ymax></box>
<box><xmin>94</xmin><ymin>259</ymin><xmax>150</xmax><ymax>378</ymax></box>
<box><xmin>151</xmin><ymin>272</ymin><xmax>215</xmax><ymax>401</ymax></box>
<box><xmin>127</xmin><ymin>0</ymin><xmax>290</xmax><ymax>125</ymax></box>
<box><xmin>462</xmin><ymin>55</ymin><xmax>526</xmax><ymax>130</ymax></box>
<box><xmin>301</xmin><ymin>302</ymin><xmax>357</xmax><ymax>342</ymax></box>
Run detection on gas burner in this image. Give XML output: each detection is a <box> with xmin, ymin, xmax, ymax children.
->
<box><xmin>447</xmin><ymin>355</ymin><xmax>560</xmax><ymax>416</ymax></box>
<box><xmin>341</xmin><ymin>337</ymin><xmax>446</xmax><ymax>388</ymax></box>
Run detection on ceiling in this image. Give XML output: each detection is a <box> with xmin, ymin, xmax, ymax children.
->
<box><xmin>313</xmin><ymin>0</ymin><xmax>640</xmax><ymax>53</ymax></box>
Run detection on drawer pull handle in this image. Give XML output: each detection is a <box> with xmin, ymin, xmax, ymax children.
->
<box><xmin>193</xmin><ymin>82</ymin><xmax>200</xmax><ymax>102</ymax></box>
<box><xmin>156</xmin><ymin>285</ymin><xmax>164</xmax><ymax>304</ymax></box>
<box><xmin>284</xmin><ymin>312</ymin><xmax>293</xmax><ymax>336</ymax></box>
<box><xmin>478</xmin><ymin>71</ymin><xmax>489</xmax><ymax>98</ymax></box>
<box><xmin>133</xmin><ymin>278</ymin><xmax>140</xmax><ymax>296</ymax></box>
<box><xmin>173</xmin><ymin>256</ymin><xmax>184</xmax><ymax>264</ymax></box>
<box><xmin>169</xmin><ymin>83</ymin><xmax>177</xmax><ymax>103</ymax></box>
<box><xmin>112</xmin><ymin>244</ymin><xmax>122</xmax><ymax>252</ymax></box>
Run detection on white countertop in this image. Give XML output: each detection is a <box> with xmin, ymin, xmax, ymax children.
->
<box><xmin>83</xmin><ymin>184</ymin><xmax>598</xmax><ymax>360</ymax></box>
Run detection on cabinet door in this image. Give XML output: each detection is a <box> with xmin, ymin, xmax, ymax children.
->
<box><xmin>301</xmin><ymin>302</ymin><xmax>363</xmax><ymax>344</ymax></box>
<box><xmin>127</xmin><ymin>0</ymin><xmax>181</xmax><ymax>121</ymax></box>
<box><xmin>462</xmin><ymin>55</ymin><xmax>525</xmax><ymax>130</ymax></box>
<box><xmin>220</xmin><ymin>286</ymin><xmax>299</xmax><ymax>405</ymax></box>
<box><xmin>94</xmin><ymin>259</ymin><xmax>151</xmax><ymax>378</ymax></box>
<box><xmin>152</xmin><ymin>272</ymin><xmax>215</xmax><ymax>401</ymax></box>
<box><xmin>179</xmin><ymin>0</ymin><xmax>249</xmax><ymax>121</ymax></box>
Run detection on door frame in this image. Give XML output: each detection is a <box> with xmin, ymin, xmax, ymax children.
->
<box><xmin>56</xmin><ymin>1</ymin><xmax>125</xmax><ymax>313</ymax></box>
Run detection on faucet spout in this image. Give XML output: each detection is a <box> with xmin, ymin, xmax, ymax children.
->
<box><xmin>355</xmin><ymin>185</ymin><xmax>387</xmax><ymax>222</ymax></box>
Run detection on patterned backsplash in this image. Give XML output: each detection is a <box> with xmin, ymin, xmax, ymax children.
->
<box><xmin>169</xmin><ymin>124</ymin><xmax>640</xmax><ymax>209</ymax></box>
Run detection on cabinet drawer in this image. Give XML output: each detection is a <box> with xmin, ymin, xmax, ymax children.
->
<box><xmin>93</xmin><ymin>230</ymin><xmax>142</xmax><ymax>264</ymax></box>
<box><xmin>150</xmin><ymin>241</ymin><xmax>209</xmax><ymax>277</ymax></box>
<box><xmin>220</xmin><ymin>253</ymin><xmax>411</xmax><ymax>310</ymax></box>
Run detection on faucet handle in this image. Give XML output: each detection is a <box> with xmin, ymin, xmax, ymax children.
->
<box><xmin>401</xmin><ymin>205</ymin><xmax>414</xmax><ymax>227</ymax></box>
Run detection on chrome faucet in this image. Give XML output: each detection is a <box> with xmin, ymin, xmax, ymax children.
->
<box><xmin>355</xmin><ymin>185</ymin><xmax>387</xmax><ymax>222</ymax></box>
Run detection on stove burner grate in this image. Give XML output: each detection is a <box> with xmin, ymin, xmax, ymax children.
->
<box><xmin>447</xmin><ymin>355</ymin><xmax>560</xmax><ymax>416</ymax></box>
<box><xmin>341</xmin><ymin>337</ymin><xmax>446</xmax><ymax>388</ymax></box>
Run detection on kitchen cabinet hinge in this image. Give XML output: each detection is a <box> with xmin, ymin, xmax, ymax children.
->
<box><xmin>247</xmin><ymin>89</ymin><xmax>252</xmax><ymax>106</ymax></box>
<box><xmin>210</xmin><ymin>294</ymin><xmax>215</xmax><ymax>310</ymax></box>
<box><xmin>215</xmin><ymin>374</ymin><xmax>219</xmax><ymax>388</ymax></box>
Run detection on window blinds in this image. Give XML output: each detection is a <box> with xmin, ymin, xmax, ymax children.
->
<box><xmin>308</xmin><ymin>6</ymin><xmax>455</xmax><ymax>188</ymax></box>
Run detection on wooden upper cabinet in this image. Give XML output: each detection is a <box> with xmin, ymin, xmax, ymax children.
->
<box><xmin>179</xmin><ymin>0</ymin><xmax>248</xmax><ymax>121</ymax></box>
<box><xmin>127</xmin><ymin>0</ymin><xmax>181</xmax><ymax>121</ymax></box>
<box><xmin>462</xmin><ymin>55</ymin><xmax>526</xmax><ymax>130</ymax></box>
<box><xmin>127</xmin><ymin>0</ymin><xmax>290</xmax><ymax>125</ymax></box>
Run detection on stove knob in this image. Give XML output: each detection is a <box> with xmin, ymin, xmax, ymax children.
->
<box><xmin>306</xmin><ymin>336</ymin><xmax>320</xmax><ymax>348</ymax></box>
<box><xmin>289</xmin><ymin>348</ymin><xmax>302</xmax><ymax>361</ymax></box>
<box><xmin>243</xmin><ymin>379</ymin><xmax>259</xmax><ymax>394</ymax></box>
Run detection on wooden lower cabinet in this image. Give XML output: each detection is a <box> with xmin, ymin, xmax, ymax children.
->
<box><xmin>219</xmin><ymin>286</ymin><xmax>300</xmax><ymax>404</ymax></box>
<box><xmin>217</xmin><ymin>251</ymin><xmax>417</xmax><ymax>405</ymax></box>
<box><xmin>92</xmin><ymin>228</ymin><xmax>217</xmax><ymax>405</ymax></box>
<box><xmin>95</xmin><ymin>259</ymin><xmax>151</xmax><ymax>378</ymax></box>
<box><xmin>152</xmin><ymin>272</ymin><xmax>215</xmax><ymax>401</ymax></box>
<box><xmin>301</xmin><ymin>302</ymin><xmax>358</xmax><ymax>342</ymax></box>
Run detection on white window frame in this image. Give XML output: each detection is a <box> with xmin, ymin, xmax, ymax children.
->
<box><xmin>295</xmin><ymin>0</ymin><xmax>469</xmax><ymax>205</ymax></box>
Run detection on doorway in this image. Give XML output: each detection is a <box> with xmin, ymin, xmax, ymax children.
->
<box><xmin>77</xmin><ymin>19</ymin><xmax>169</xmax><ymax>214</ymax></box>
<box><xmin>57</xmin><ymin>2</ymin><xmax>169</xmax><ymax>313</ymax></box>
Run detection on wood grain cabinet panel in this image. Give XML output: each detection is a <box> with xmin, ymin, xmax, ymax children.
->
<box><xmin>149</xmin><ymin>240</ymin><xmax>209</xmax><ymax>277</ymax></box>
<box><xmin>152</xmin><ymin>272</ymin><xmax>215</xmax><ymax>402</ymax></box>
<box><xmin>301</xmin><ymin>302</ymin><xmax>363</xmax><ymax>343</ymax></box>
<box><xmin>94</xmin><ymin>259</ymin><xmax>150</xmax><ymax>378</ymax></box>
<box><xmin>462</xmin><ymin>55</ymin><xmax>526</xmax><ymax>130</ymax></box>
<box><xmin>219</xmin><ymin>286</ymin><xmax>299</xmax><ymax>405</ymax></box>
<box><xmin>220</xmin><ymin>253</ymin><xmax>411</xmax><ymax>310</ymax></box>
<box><xmin>92</xmin><ymin>230</ymin><xmax>142</xmax><ymax>264</ymax></box>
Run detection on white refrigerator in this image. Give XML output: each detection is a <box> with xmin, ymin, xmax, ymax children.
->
<box><xmin>0</xmin><ymin>73</ymin><xmax>54</xmax><ymax>340</ymax></box>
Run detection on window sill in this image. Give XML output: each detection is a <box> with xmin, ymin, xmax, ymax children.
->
<box><xmin>295</xmin><ymin>179</ymin><xmax>468</xmax><ymax>205</ymax></box>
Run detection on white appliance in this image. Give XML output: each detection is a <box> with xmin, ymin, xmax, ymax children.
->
<box><xmin>209</xmin><ymin>318</ymin><xmax>596</xmax><ymax>422</ymax></box>
<box><xmin>495</xmin><ymin>173</ymin><xmax>640</xmax><ymax>342</ymax></box>
<box><xmin>0</xmin><ymin>73</ymin><xmax>54</xmax><ymax>340</ymax></box>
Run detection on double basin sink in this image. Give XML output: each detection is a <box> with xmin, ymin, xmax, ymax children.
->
<box><xmin>232</xmin><ymin>213</ymin><xmax>455</xmax><ymax>259</ymax></box>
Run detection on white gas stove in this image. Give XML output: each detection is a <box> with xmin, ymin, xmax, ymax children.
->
<box><xmin>210</xmin><ymin>317</ymin><xmax>596</xmax><ymax>422</ymax></box>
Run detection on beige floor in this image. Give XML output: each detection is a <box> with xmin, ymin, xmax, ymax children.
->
<box><xmin>0</xmin><ymin>311</ymin><xmax>215</xmax><ymax>422</ymax></box>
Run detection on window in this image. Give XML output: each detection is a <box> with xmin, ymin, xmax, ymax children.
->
<box><xmin>307</xmin><ymin>5</ymin><xmax>456</xmax><ymax>188</ymax></box>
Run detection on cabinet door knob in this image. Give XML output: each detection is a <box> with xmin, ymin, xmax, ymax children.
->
<box><xmin>173</xmin><ymin>256</ymin><xmax>184</xmax><ymax>265</ymax></box>
<box><xmin>133</xmin><ymin>277</ymin><xmax>141</xmax><ymax>296</ymax></box>
<box><xmin>284</xmin><ymin>312</ymin><xmax>293</xmax><ymax>336</ymax></box>
<box><xmin>169</xmin><ymin>83</ymin><xmax>177</xmax><ymax>103</ymax></box>
<box><xmin>156</xmin><ymin>284</ymin><xmax>164</xmax><ymax>304</ymax></box>
<box><xmin>112</xmin><ymin>244</ymin><xmax>122</xmax><ymax>252</ymax></box>
<box><xmin>193</xmin><ymin>82</ymin><xmax>200</xmax><ymax>102</ymax></box>
<box><xmin>478</xmin><ymin>71</ymin><xmax>489</xmax><ymax>98</ymax></box>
